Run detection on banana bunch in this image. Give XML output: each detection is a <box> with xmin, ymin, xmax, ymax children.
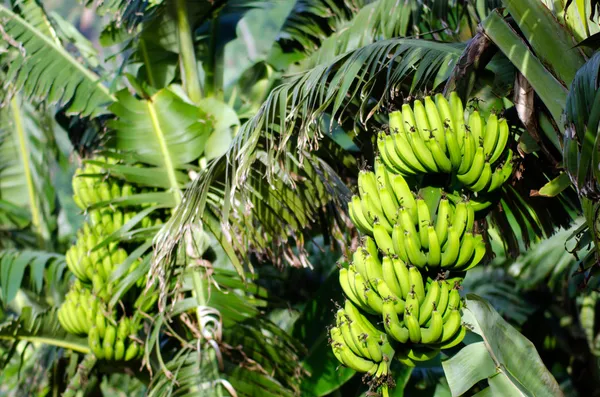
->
<box><xmin>329</xmin><ymin>300</ymin><xmax>393</xmax><ymax>378</ymax></box>
<box><xmin>88</xmin><ymin>316</ymin><xmax>143</xmax><ymax>361</ymax></box>
<box><xmin>65</xmin><ymin>222</ymin><xmax>129</xmax><ymax>283</ymax></box>
<box><xmin>338</xmin><ymin>252</ymin><xmax>466</xmax><ymax>364</ymax></box>
<box><xmin>72</xmin><ymin>161</ymin><xmax>135</xmax><ymax>210</ymax></box>
<box><xmin>377</xmin><ymin>93</ymin><xmax>513</xmax><ymax>193</ymax></box>
<box><xmin>348</xmin><ymin>166</ymin><xmax>485</xmax><ymax>271</ymax></box>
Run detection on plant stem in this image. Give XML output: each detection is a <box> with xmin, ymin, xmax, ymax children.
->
<box><xmin>10</xmin><ymin>97</ymin><xmax>45</xmax><ymax>248</ymax></box>
<box><xmin>62</xmin><ymin>354</ymin><xmax>97</xmax><ymax>397</ymax></box>
<box><xmin>175</xmin><ymin>0</ymin><xmax>203</xmax><ymax>102</ymax></box>
<box><xmin>0</xmin><ymin>334</ymin><xmax>91</xmax><ymax>354</ymax></box>
<box><xmin>139</xmin><ymin>38</ymin><xmax>156</xmax><ymax>88</ymax></box>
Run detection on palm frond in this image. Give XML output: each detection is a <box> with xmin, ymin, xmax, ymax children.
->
<box><xmin>154</xmin><ymin>38</ymin><xmax>463</xmax><ymax>277</ymax></box>
<box><xmin>0</xmin><ymin>5</ymin><xmax>114</xmax><ymax>116</ymax></box>
<box><xmin>0</xmin><ymin>249</ymin><xmax>67</xmax><ymax>305</ymax></box>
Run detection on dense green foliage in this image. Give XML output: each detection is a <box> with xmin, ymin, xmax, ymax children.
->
<box><xmin>1</xmin><ymin>0</ymin><xmax>600</xmax><ymax>396</ymax></box>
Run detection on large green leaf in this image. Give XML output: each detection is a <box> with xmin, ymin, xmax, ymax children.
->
<box><xmin>443</xmin><ymin>295</ymin><xmax>562</xmax><ymax>397</ymax></box>
<box><xmin>0</xmin><ymin>5</ymin><xmax>114</xmax><ymax>116</ymax></box>
<box><xmin>502</xmin><ymin>0</ymin><xmax>585</xmax><ymax>86</ymax></box>
<box><xmin>108</xmin><ymin>88</ymin><xmax>213</xmax><ymax>192</ymax></box>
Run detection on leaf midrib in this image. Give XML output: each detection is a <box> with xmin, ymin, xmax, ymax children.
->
<box><xmin>0</xmin><ymin>5</ymin><xmax>115</xmax><ymax>102</ymax></box>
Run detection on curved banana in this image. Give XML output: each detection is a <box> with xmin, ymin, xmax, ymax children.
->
<box><xmin>392</xmin><ymin>224</ymin><xmax>409</xmax><ymax>262</ymax></box>
<box><xmin>382</xmin><ymin>256</ymin><xmax>403</xmax><ymax>298</ymax></box>
<box><xmin>102</xmin><ymin>325</ymin><xmax>116</xmax><ymax>360</ymax></box>
<box><xmin>358</xmin><ymin>171</ymin><xmax>380</xmax><ymax>204</ymax></box>
<box><xmin>454</xmin><ymin>232</ymin><xmax>475</xmax><ymax>268</ymax></box>
<box><xmin>416</xmin><ymin>198</ymin><xmax>431</xmax><ymax>249</ymax></box>
<box><xmin>457</xmin><ymin>145</ymin><xmax>485</xmax><ymax>186</ymax></box>
<box><xmin>427</xmin><ymin>137</ymin><xmax>453</xmax><ymax>173</ymax></box>
<box><xmin>337</xmin><ymin>310</ymin><xmax>365</xmax><ymax>357</ymax></box>
<box><xmin>458</xmin><ymin>128</ymin><xmax>476</xmax><ymax>174</ymax></box>
<box><xmin>435</xmin><ymin>197</ymin><xmax>452</xmax><ymax>245</ymax></box>
<box><xmin>349</xmin><ymin>197</ymin><xmax>373</xmax><ymax>235</ymax></box>
<box><xmin>373</xmin><ymin>223</ymin><xmax>395</xmax><ymax>256</ymax></box>
<box><xmin>406</xmin><ymin>288</ymin><xmax>421</xmax><ymax>320</ymax></box>
<box><xmin>436</xmin><ymin>280</ymin><xmax>450</xmax><ymax>319</ymax></box>
<box><xmin>378</xmin><ymin>133</ymin><xmax>415</xmax><ymax>175</ymax></box>
<box><xmin>88</xmin><ymin>326</ymin><xmax>105</xmax><ymax>359</ymax></box>
<box><xmin>490</xmin><ymin>118</ymin><xmax>509</xmax><ymax>164</ymax></box>
<box><xmin>449</xmin><ymin>92</ymin><xmax>466</xmax><ymax>144</ymax></box>
<box><xmin>426</xmin><ymin>225</ymin><xmax>441</xmax><ymax>267</ymax></box>
<box><xmin>405</xmin><ymin>230</ymin><xmax>427</xmax><ymax>268</ymax></box>
<box><xmin>330</xmin><ymin>327</ymin><xmax>378</xmax><ymax>373</ymax></box>
<box><xmin>124</xmin><ymin>342</ymin><xmax>140</xmax><ymax>361</ymax></box>
<box><xmin>441</xmin><ymin>227</ymin><xmax>460</xmax><ymax>268</ymax></box>
<box><xmin>424</xmin><ymin>96</ymin><xmax>446</xmax><ymax>151</ymax></box>
<box><xmin>382</xmin><ymin>301</ymin><xmax>409</xmax><ymax>343</ymax></box>
<box><xmin>482</xmin><ymin>113</ymin><xmax>499</xmax><ymax>158</ymax></box>
<box><xmin>408</xmin><ymin>266</ymin><xmax>425</xmax><ymax>303</ymax></box>
<box><xmin>419</xmin><ymin>280</ymin><xmax>441</xmax><ymax>325</ymax></box>
<box><xmin>459</xmin><ymin>236</ymin><xmax>486</xmax><ymax>271</ymax></box>
<box><xmin>421</xmin><ymin>309</ymin><xmax>444</xmax><ymax>344</ymax></box>
<box><xmin>444</xmin><ymin>287</ymin><xmax>462</xmax><ymax>320</ymax></box>
<box><xmin>345</xmin><ymin>299</ymin><xmax>384</xmax><ymax>338</ymax></box>
<box><xmin>405</xmin><ymin>309</ymin><xmax>422</xmax><ymax>343</ymax></box>
<box><xmin>407</xmin><ymin>346</ymin><xmax>440</xmax><ymax>361</ymax></box>
<box><xmin>470</xmin><ymin>162</ymin><xmax>492</xmax><ymax>192</ymax></box>
<box><xmin>468</xmin><ymin>109</ymin><xmax>483</xmax><ymax>143</ymax></box>
<box><xmin>352</xmin><ymin>247</ymin><xmax>368</xmax><ymax>276</ymax></box>
<box><xmin>440</xmin><ymin>309</ymin><xmax>462</xmax><ymax>343</ymax></box>
<box><xmin>451</xmin><ymin>201</ymin><xmax>468</xmax><ymax>238</ymax></box>
<box><xmin>362</xmin><ymin>192</ymin><xmax>393</xmax><ymax>232</ymax></box>
<box><xmin>390</xmin><ymin>174</ymin><xmax>417</xmax><ymax>220</ymax></box>
<box><xmin>392</xmin><ymin>257</ymin><xmax>410</xmax><ymax>299</ymax></box>
<box><xmin>445</xmin><ymin>127</ymin><xmax>463</xmax><ymax>171</ymax></box>
<box><xmin>398</xmin><ymin>207</ymin><xmax>419</xmax><ymax>246</ymax></box>
<box><xmin>393</xmin><ymin>131</ymin><xmax>429</xmax><ymax>173</ymax></box>
<box><xmin>406</xmin><ymin>129</ymin><xmax>438</xmax><ymax>173</ymax></box>
<box><xmin>439</xmin><ymin>325</ymin><xmax>467</xmax><ymax>349</ymax></box>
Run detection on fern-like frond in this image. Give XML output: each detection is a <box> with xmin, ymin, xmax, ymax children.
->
<box><xmin>154</xmin><ymin>38</ymin><xmax>463</xmax><ymax>276</ymax></box>
<box><xmin>0</xmin><ymin>249</ymin><xmax>66</xmax><ymax>304</ymax></box>
<box><xmin>0</xmin><ymin>5</ymin><xmax>114</xmax><ymax>116</ymax></box>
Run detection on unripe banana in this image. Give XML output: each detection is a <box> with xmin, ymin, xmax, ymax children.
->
<box><xmin>427</xmin><ymin>136</ymin><xmax>453</xmax><ymax>173</ymax></box>
<box><xmin>490</xmin><ymin>118</ymin><xmax>509</xmax><ymax>164</ymax></box>
<box><xmin>405</xmin><ymin>288</ymin><xmax>421</xmax><ymax>320</ymax></box>
<box><xmin>362</xmin><ymin>192</ymin><xmax>393</xmax><ymax>232</ymax></box>
<box><xmin>436</xmin><ymin>280</ymin><xmax>450</xmax><ymax>317</ymax></box>
<box><xmin>88</xmin><ymin>326</ymin><xmax>105</xmax><ymax>359</ymax></box>
<box><xmin>470</xmin><ymin>162</ymin><xmax>492</xmax><ymax>192</ymax></box>
<box><xmin>103</xmin><ymin>325</ymin><xmax>117</xmax><ymax>360</ymax></box>
<box><xmin>363</xmin><ymin>284</ymin><xmax>384</xmax><ymax>314</ymax></box>
<box><xmin>364</xmin><ymin>254</ymin><xmax>384</xmax><ymax>291</ymax></box>
<box><xmin>393</xmin><ymin>131</ymin><xmax>428</xmax><ymax>173</ymax></box>
<box><xmin>416</xmin><ymin>198</ymin><xmax>431</xmax><ymax>249</ymax></box>
<box><xmin>352</xmin><ymin>247</ymin><xmax>368</xmax><ymax>278</ymax></box>
<box><xmin>330</xmin><ymin>327</ymin><xmax>378</xmax><ymax>373</ymax></box>
<box><xmin>482</xmin><ymin>113</ymin><xmax>499</xmax><ymax>157</ymax></box>
<box><xmin>419</xmin><ymin>280</ymin><xmax>441</xmax><ymax>325</ymax></box>
<box><xmin>373</xmin><ymin>223</ymin><xmax>395</xmax><ymax>256</ymax></box>
<box><xmin>404</xmin><ymin>230</ymin><xmax>427</xmax><ymax>268</ymax></box>
<box><xmin>455</xmin><ymin>232</ymin><xmax>475</xmax><ymax>268</ymax></box>
<box><xmin>444</xmin><ymin>287</ymin><xmax>462</xmax><ymax>320</ymax></box>
<box><xmin>457</xmin><ymin>145</ymin><xmax>485</xmax><ymax>185</ymax></box>
<box><xmin>459</xmin><ymin>236</ymin><xmax>486</xmax><ymax>271</ymax></box>
<box><xmin>405</xmin><ymin>309</ymin><xmax>422</xmax><ymax>343</ymax></box>
<box><xmin>440</xmin><ymin>309</ymin><xmax>462</xmax><ymax>343</ymax></box>
<box><xmin>407</xmin><ymin>346</ymin><xmax>440</xmax><ymax>362</ymax></box>
<box><xmin>426</xmin><ymin>225</ymin><xmax>441</xmax><ymax>267</ymax></box>
<box><xmin>379</xmin><ymin>133</ymin><xmax>415</xmax><ymax>175</ymax></box>
<box><xmin>398</xmin><ymin>207</ymin><xmax>419</xmax><ymax>246</ymax></box>
<box><xmin>392</xmin><ymin>257</ymin><xmax>410</xmax><ymax>299</ymax></box>
<box><xmin>424</xmin><ymin>96</ymin><xmax>446</xmax><ymax>151</ymax></box>
<box><xmin>434</xmin><ymin>197</ymin><xmax>452</xmax><ymax>245</ymax></box>
<box><xmin>451</xmin><ymin>201</ymin><xmax>468</xmax><ymax>238</ymax></box>
<box><xmin>458</xmin><ymin>128</ymin><xmax>476</xmax><ymax>174</ymax></box>
<box><xmin>114</xmin><ymin>338</ymin><xmax>126</xmax><ymax>361</ymax></box>
<box><xmin>441</xmin><ymin>227</ymin><xmax>460</xmax><ymax>268</ymax></box>
<box><xmin>349</xmin><ymin>202</ymin><xmax>371</xmax><ymax>235</ymax></box>
<box><xmin>438</xmin><ymin>325</ymin><xmax>467</xmax><ymax>349</ymax></box>
<box><xmin>392</xmin><ymin>224</ymin><xmax>409</xmax><ymax>263</ymax></box>
<box><xmin>449</xmin><ymin>92</ymin><xmax>466</xmax><ymax>144</ymax></box>
<box><xmin>421</xmin><ymin>309</ymin><xmax>444</xmax><ymax>344</ymax></box>
<box><xmin>382</xmin><ymin>300</ymin><xmax>409</xmax><ymax>343</ymax></box>
<box><xmin>350</xmin><ymin>196</ymin><xmax>373</xmax><ymax>234</ymax></box>
<box><xmin>337</xmin><ymin>310</ymin><xmax>365</xmax><ymax>357</ymax></box>
<box><xmin>413</xmin><ymin>100</ymin><xmax>431</xmax><ymax>141</ymax></box>
<box><xmin>408</xmin><ymin>266</ymin><xmax>425</xmax><ymax>304</ymax></box>
<box><xmin>445</xmin><ymin>127</ymin><xmax>463</xmax><ymax>171</ymax></box>
<box><xmin>381</xmin><ymin>256</ymin><xmax>403</xmax><ymax>298</ymax></box>
<box><xmin>95</xmin><ymin>310</ymin><xmax>107</xmax><ymax>338</ymax></box>
<box><xmin>375</xmin><ymin>280</ymin><xmax>405</xmax><ymax>314</ymax></box>
<box><xmin>405</xmin><ymin>128</ymin><xmax>438</xmax><ymax>173</ymax></box>
<box><xmin>124</xmin><ymin>341</ymin><xmax>140</xmax><ymax>361</ymax></box>
<box><xmin>358</xmin><ymin>171</ymin><xmax>380</xmax><ymax>205</ymax></box>
<box><xmin>344</xmin><ymin>300</ymin><xmax>384</xmax><ymax>338</ymax></box>
<box><xmin>363</xmin><ymin>236</ymin><xmax>380</xmax><ymax>261</ymax></box>
<box><xmin>389</xmin><ymin>174</ymin><xmax>417</xmax><ymax>220</ymax></box>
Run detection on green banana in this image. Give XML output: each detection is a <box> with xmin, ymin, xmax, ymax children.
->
<box><xmin>426</xmin><ymin>225</ymin><xmax>441</xmax><ymax>267</ymax></box>
<box><xmin>103</xmin><ymin>325</ymin><xmax>117</xmax><ymax>360</ymax></box>
<box><xmin>382</xmin><ymin>256</ymin><xmax>403</xmax><ymax>298</ymax></box>
<box><xmin>408</xmin><ymin>266</ymin><xmax>425</xmax><ymax>303</ymax></box>
<box><xmin>382</xmin><ymin>300</ymin><xmax>409</xmax><ymax>343</ymax></box>
<box><xmin>405</xmin><ymin>309</ymin><xmax>422</xmax><ymax>343</ymax></box>
<box><xmin>470</xmin><ymin>162</ymin><xmax>492</xmax><ymax>192</ymax></box>
<box><xmin>435</xmin><ymin>197</ymin><xmax>452</xmax><ymax>245</ymax></box>
<box><xmin>406</xmin><ymin>346</ymin><xmax>440</xmax><ymax>361</ymax></box>
<box><xmin>454</xmin><ymin>232</ymin><xmax>475</xmax><ymax>268</ymax></box>
<box><xmin>427</xmin><ymin>135</ymin><xmax>453</xmax><ymax>173</ymax></box>
<box><xmin>436</xmin><ymin>281</ymin><xmax>450</xmax><ymax>317</ymax></box>
<box><xmin>378</xmin><ymin>133</ymin><xmax>413</xmax><ymax>175</ymax></box>
<box><xmin>438</xmin><ymin>325</ymin><xmax>467</xmax><ymax>349</ymax></box>
<box><xmin>393</xmin><ymin>131</ymin><xmax>429</xmax><ymax>173</ymax></box>
<box><xmin>419</xmin><ymin>280</ymin><xmax>441</xmax><ymax>325</ymax></box>
<box><xmin>362</xmin><ymin>192</ymin><xmax>393</xmax><ymax>232</ymax></box>
<box><xmin>416</xmin><ymin>198</ymin><xmax>431</xmax><ymax>249</ymax></box>
<box><xmin>468</xmin><ymin>110</ymin><xmax>483</xmax><ymax>143</ymax></box>
<box><xmin>114</xmin><ymin>338</ymin><xmax>125</xmax><ymax>361</ymax></box>
<box><xmin>424</xmin><ymin>96</ymin><xmax>446</xmax><ymax>151</ymax></box>
<box><xmin>392</xmin><ymin>224</ymin><xmax>409</xmax><ymax>262</ymax></box>
<box><xmin>459</xmin><ymin>236</ymin><xmax>486</xmax><ymax>271</ymax></box>
<box><xmin>405</xmin><ymin>230</ymin><xmax>427</xmax><ymax>268</ymax></box>
<box><xmin>421</xmin><ymin>308</ymin><xmax>444</xmax><ymax>343</ymax></box>
<box><xmin>406</xmin><ymin>128</ymin><xmax>439</xmax><ymax>173</ymax></box>
<box><xmin>88</xmin><ymin>326</ymin><xmax>105</xmax><ymax>359</ymax></box>
<box><xmin>457</xmin><ymin>145</ymin><xmax>485</xmax><ymax>185</ymax></box>
<box><xmin>125</xmin><ymin>342</ymin><xmax>140</xmax><ymax>361</ymax></box>
<box><xmin>398</xmin><ymin>207</ymin><xmax>419</xmax><ymax>246</ymax></box>
<box><xmin>441</xmin><ymin>227</ymin><xmax>460</xmax><ymax>268</ymax></box>
<box><xmin>458</xmin><ymin>128</ymin><xmax>476</xmax><ymax>174</ymax></box>
<box><xmin>337</xmin><ymin>310</ymin><xmax>365</xmax><ymax>357</ymax></box>
<box><xmin>440</xmin><ymin>309</ymin><xmax>462</xmax><ymax>343</ymax></box>
<box><xmin>340</xmin><ymin>268</ymin><xmax>371</xmax><ymax>313</ymax></box>
<box><xmin>392</xmin><ymin>257</ymin><xmax>410</xmax><ymax>299</ymax></box>
<box><xmin>389</xmin><ymin>174</ymin><xmax>417</xmax><ymax>220</ymax></box>
<box><xmin>444</xmin><ymin>286</ymin><xmax>462</xmax><ymax>319</ymax></box>
<box><xmin>373</xmin><ymin>223</ymin><xmax>395</xmax><ymax>256</ymax></box>
<box><xmin>349</xmin><ymin>200</ymin><xmax>372</xmax><ymax>235</ymax></box>
<box><xmin>490</xmin><ymin>118</ymin><xmax>509</xmax><ymax>164</ymax></box>
<box><xmin>445</xmin><ymin>127</ymin><xmax>463</xmax><ymax>171</ymax></box>
<box><xmin>451</xmin><ymin>201</ymin><xmax>468</xmax><ymax>238</ymax></box>
<box><xmin>406</xmin><ymin>288</ymin><xmax>421</xmax><ymax>320</ymax></box>
<box><xmin>482</xmin><ymin>113</ymin><xmax>499</xmax><ymax>157</ymax></box>
<box><xmin>330</xmin><ymin>327</ymin><xmax>378</xmax><ymax>373</ymax></box>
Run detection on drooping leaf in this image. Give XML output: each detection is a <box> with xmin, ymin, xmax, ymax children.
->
<box><xmin>0</xmin><ymin>5</ymin><xmax>114</xmax><ymax>116</ymax></box>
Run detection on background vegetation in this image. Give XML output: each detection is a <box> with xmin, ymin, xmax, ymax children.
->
<box><xmin>1</xmin><ymin>0</ymin><xmax>600</xmax><ymax>396</ymax></box>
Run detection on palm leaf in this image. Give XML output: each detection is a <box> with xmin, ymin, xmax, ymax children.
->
<box><xmin>0</xmin><ymin>249</ymin><xmax>66</xmax><ymax>304</ymax></box>
<box><xmin>154</xmin><ymin>38</ymin><xmax>463</xmax><ymax>277</ymax></box>
<box><xmin>0</xmin><ymin>307</ymin><xmax>89</xmax><ymax>359</ymax></box>
<box><xmin>0</xmin><ymin>5</ymin><xmax>114</xmax><ymax>116</ymax></box>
